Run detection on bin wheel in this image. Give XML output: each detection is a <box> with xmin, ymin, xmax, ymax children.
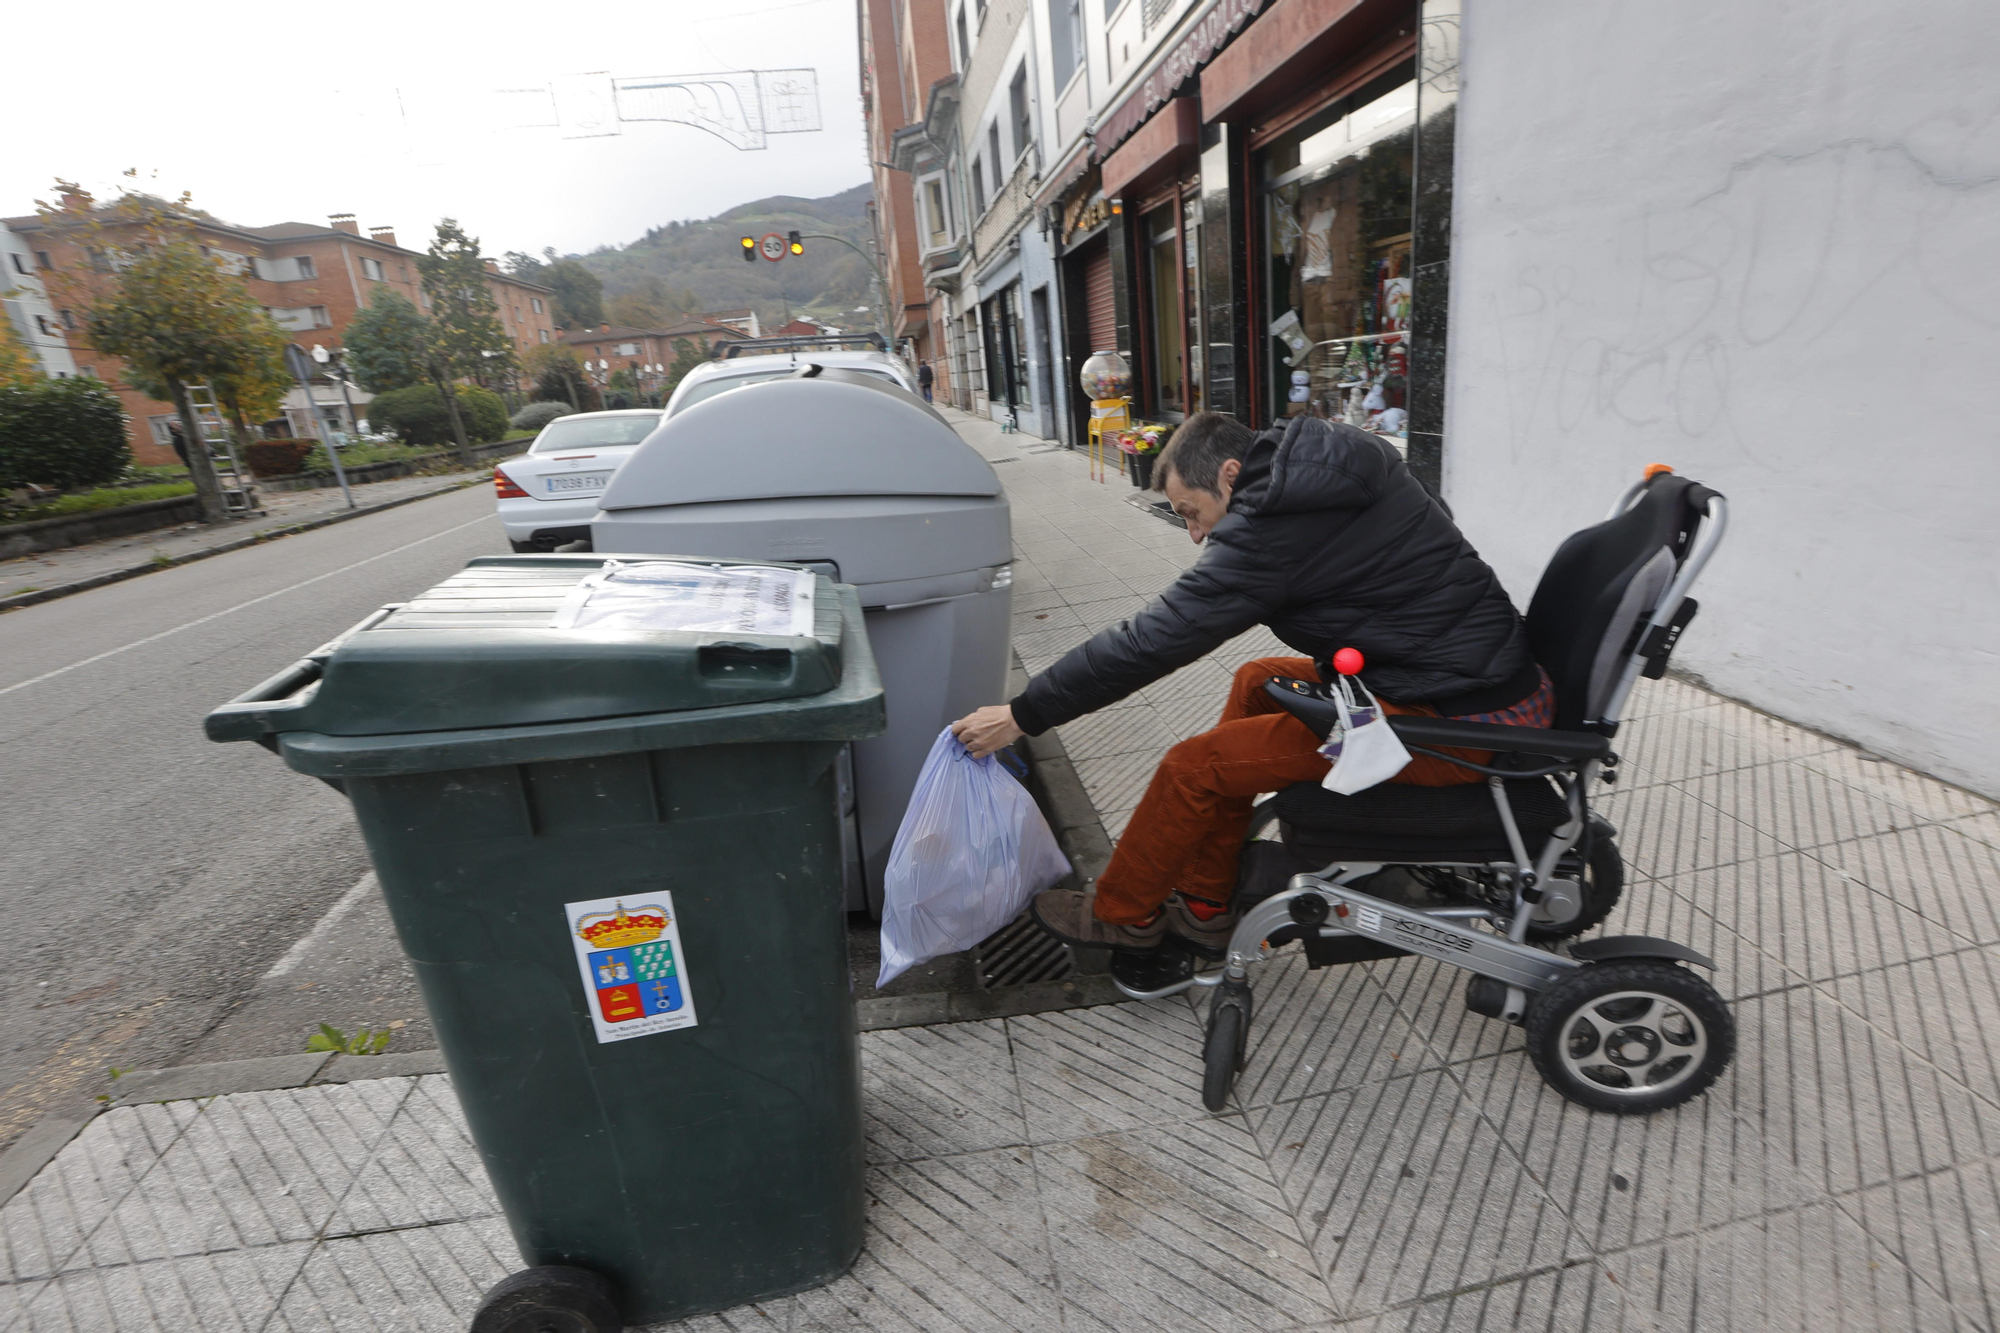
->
<box><xmin>1201</xmin><ymin>986</ymin><xmax>1252</xmax><ymax>1113</ymax></box>
<box><xmin>471</xmin><ymin>1265</ymin><xmax>622</xmax><ymax>1333</ymax></box>
<box><xmin>1525</xmin><ymin>960</ymin><xmax>1734</xmax><ymax>1114</ymax></box>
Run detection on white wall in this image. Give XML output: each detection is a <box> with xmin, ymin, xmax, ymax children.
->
<box><xmin>1445</xmin><ymin>1</ymin><xmax>2000</xmax><ymax>796</ymax></box>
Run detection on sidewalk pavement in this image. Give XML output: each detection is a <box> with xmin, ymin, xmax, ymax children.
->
<box><xmin>3</xmin><ymin>407</ymin><xmax>1995</xmax><ymax>1331</ymax></box>
<box><xmin>0</xmin><ymin>469</ymin><xmax>493</xmax><ymax>605</ymax></box>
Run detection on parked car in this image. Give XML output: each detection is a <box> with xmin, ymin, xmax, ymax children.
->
<box><xmin>665</xmin><ymin>342</ymin><xmax>918</xmax><ymax>417</ymax></box>
<box><xmin>493</xmin><ymin>408</ymin><xmax>663</xmax><ymax>552</ymax></box>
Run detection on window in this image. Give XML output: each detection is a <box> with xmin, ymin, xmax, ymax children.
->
<box><xmin>293</xmin><ymin>255</ymin><xmax>316</xmax><ymax>279</ymax></box>
<box><xmin>1144</xmin><ymin>206</ymin><xmax>1185</xmax><ymax>418</ymax></box>
<box><xmin>539</xmin><ymin>328</ymin><xmax>550</xmax><ymax>343</ymax></box>
<box><xmin>310</xmin><ymin>306</ymin><xmax>331</xmax><ymax>327</ymax></box>
<box><xmin>616</xmin><ymin>342</ymin><xmax>640</xmax><ymax>356</ymax></box>
<box><xmin>1259</xmin><ymin>65</ymin><xmax>1416</xmax><ymax>426</ymax></box>
<box><xmin>1049</xmin><ymin>0</ymin><xmax>1083</xmax><ymax>91</ymax></box>
<box><xmin>925</xmin><ymin>180</ymin><xmax>949</xmax><ymax>246</ymax></box>
<box><xmin>360</xmin><ymin>256</ymin><xmax>386</xmax><ymax>281</ymax></box>
<box><xmin>953</xmin><ymin>6</ymin><xmax>969</xmax><ymax>70</ymax></box>
<box><xmin>1009</xmin><ymin>66</ymin><xmax>1032</xmax><ymax>162</ymax></box>
<box><xmin>398</xmin><ymin>265</ymin><xmax>409</xmax><ymax>282</ymax></box>
<box><xmin>59</xmin><ymin>309</ymin><xmax>74</xmax><ymax>328</ymax></box>
<box><xmin>35</xmin><ymin>315</ymin><xmax>56</xmax><ymax>336</ymax></box>
<box><xmin>988</xmin><ymin>123</ymin><xmax>1004</xmax><ymax>183</ymax></box>
<box><xmin>8</xmin><ymin>253</ymin><xmax>27</xmax><ymax>276</ymax></box>
<box><xmin>34</xmin><ymin>251</ymin><xmax>51</xmax><ymax>270</ymax></box>
<box><xmin>532</xmin><ymin>297</ymin><xmax>544</xmax><ymax>314</ymax></box>
<box><xmin>971</xmin><ymin>158</ymin><xmax>987</xmax><ymax>215</ymax></box>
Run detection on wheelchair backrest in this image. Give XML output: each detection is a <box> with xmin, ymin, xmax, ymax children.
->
<box><xmin>1524</xmin><ymin>472</ymin><xmax>1722</xmax><ymax>731</ymax></box>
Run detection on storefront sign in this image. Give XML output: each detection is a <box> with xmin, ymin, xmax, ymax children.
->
<box><xmin>1097</xmin><ymin>0</ymin><xmax>1269</xmax><ymax>153</ymax></box>
<box><xmin>1064</xmin><ymin>194</ymin><xmax>1113</xmax><ymax>244</ymax></box>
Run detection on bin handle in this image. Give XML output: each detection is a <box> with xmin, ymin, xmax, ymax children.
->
<box><xmin>204</xmin><ymin>657</ymin><xmax>326</xmax><ymax>742</ymax></box>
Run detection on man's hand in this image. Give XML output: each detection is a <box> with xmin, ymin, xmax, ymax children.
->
<box><xmin>951</xmin><ymin>705</ymin><xmax>1024</xmax><ymax>759</ymax></box>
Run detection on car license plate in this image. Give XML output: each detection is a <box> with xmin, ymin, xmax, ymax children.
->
<box><xmin>545</xmin><ymin>473</ymin><xmax>611</xmax><ymax>493</ymax></box>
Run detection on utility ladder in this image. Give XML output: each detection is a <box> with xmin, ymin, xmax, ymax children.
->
<box><xmin>182</xmin><ymin>384</ymin><xmax>260</xmax><ymax>517</ymax></box>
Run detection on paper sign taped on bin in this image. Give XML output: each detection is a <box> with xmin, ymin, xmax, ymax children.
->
<box><xmin>552</xmin><ymin>560</ymin><xmax>814</xmax><ymax>636</ymax></box>
<box><xmin>568</xmin><ymin>892</ymin><xmax>699</xmax><ymax>1042</ymax></box>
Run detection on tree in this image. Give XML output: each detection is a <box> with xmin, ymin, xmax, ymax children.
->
<box><xmin>0</xmin><ymin>306</ymin><xmax>38</xmax><ymax>389</ymax></box>
<box><xmin>40</xmin><ymin>182</ymin><xmax>288</xmax><ymax>522</ymax></box>
<box><xmin>416</xmin><ymin>219</ymin><xmax>513</xmax><ymax>464</ymax></box>
<box><xmin>524</xmin><ymin>344</ymin><xmax>599</xmax><ymax>412</ymax></box>
<box><xmin>368</xmin><ymin>383</ymin><xmax>507</xmax><ymax>446</ymax></box>
<box><xmin>344</xmin><ymin>290</ymin><xmax>430</xmax><ymax>392</ymax></box>
<box><xmin>543</xmin><ymin>259</ymin><xmax>604</xmax><ymax>329</ymax></box>
<box><xmin>661</xmin><ymin>337</ymin><xmax>705</xmax><ymax>397</ymax></box>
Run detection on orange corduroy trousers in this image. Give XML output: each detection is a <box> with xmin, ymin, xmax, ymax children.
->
<box><xmin>1092</xmin><ymin>657</ymin><xmax>1484</xmax><ymax>925</ymax></box>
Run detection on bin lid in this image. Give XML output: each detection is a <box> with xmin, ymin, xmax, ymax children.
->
<box><xmin>600</xmin><ymin>375</ymin><xmax>1000</xmax><ymax>512</ymax></box>
<box><xmin>224</xmin><ymin>557</ymin><xmax>850</xmax><ymax>738</ymax></box>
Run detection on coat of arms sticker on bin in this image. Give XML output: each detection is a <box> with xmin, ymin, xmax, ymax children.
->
<box><xmin>567</xmin><ymin>893</ymin><xmax>699</xmax><ymax>1041</ymax></box>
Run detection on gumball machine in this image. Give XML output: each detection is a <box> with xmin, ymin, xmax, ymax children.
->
<box><xmin>1080</xmin><ymin>350</ymin><xmax>1134</xmax><ymax>482</ymax></box>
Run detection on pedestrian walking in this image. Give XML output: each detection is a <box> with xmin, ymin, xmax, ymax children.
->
<box><xmin>916</xmin><ymin>360</ymin><xmax>934</xmax><ymax>402</ymax></box>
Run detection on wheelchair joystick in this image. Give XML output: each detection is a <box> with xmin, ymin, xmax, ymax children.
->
<box><xmin>1332</xmin><ymin>647</ymin><xmax>1364</xmax><ymax>676</ymax></box>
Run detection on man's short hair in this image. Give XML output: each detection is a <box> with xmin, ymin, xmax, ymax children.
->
<box><xmin>1153</xmin><ymin>412</ymin><xmax>1257</xmax><ymax>494</ymax></box>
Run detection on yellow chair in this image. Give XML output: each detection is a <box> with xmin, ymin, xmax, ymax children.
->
<box><xmin>1087</xmin><ymin>398</ymin><xmax>1131</xmax><ymax>483</ymax></box>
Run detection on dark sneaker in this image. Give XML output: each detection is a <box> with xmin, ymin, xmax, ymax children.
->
<box><xmin>1030</xmin><ymin>884</ymin><xmax>1165</xmax><ymax>952</ymax></box>
<box><xmin>1164</xmin><ymin>894</ymin><xmax>1237</xmax><ymax>957</ymax></box>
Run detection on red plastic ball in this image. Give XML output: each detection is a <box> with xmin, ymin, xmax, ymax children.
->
<box><xmin>1332</xmin><ymin>647</ymin><xmax>1365</xmax><ymax>676</ymax></box>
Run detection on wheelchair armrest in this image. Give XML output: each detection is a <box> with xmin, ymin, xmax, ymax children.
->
<box><xmin>1385</xmin><ymin>716</ymin><xmax>1612</xmax><ymax>761</ymax></box>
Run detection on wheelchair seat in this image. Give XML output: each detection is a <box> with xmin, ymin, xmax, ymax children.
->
<box><xmin>1274</xmin><ymin>776</ymin><xmax>1569</xmax><ymax>863</ymax></box>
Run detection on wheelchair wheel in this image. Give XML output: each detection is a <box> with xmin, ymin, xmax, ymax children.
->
<box><xmin>1525</xmin><ymin>960</ymin><xmax>1733</xmax><ymax>1114</ymax></box>
<box><xmin>1525</xmin><ymin>825</ymin><xmax>1624</xmax><ymax>942</ymax></box>
<box><xmin>1201</xmin><ymin>984</ymin><xmax>1252</xmax><ymax>1112</ymax></box>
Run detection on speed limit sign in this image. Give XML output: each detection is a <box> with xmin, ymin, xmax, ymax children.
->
<box><xmin>758</xmin><ymin>233</ymin><xmax>786</xmax><ymax>262</ymax></box>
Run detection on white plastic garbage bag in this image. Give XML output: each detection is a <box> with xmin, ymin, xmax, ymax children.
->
<box><xmin>1317</xmin><ymin>673</ymin><xmax>1414</xmax><ymax>795</ymax></box>
<box><xmin>877</xmin><ymin>729</ymin><xmax>1072</xmax><ymax>987</ymax></box>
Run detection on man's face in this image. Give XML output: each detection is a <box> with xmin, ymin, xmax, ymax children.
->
<box><xmin>1162</xmin><ymin>458</ymin><xmax>1241</xmax><ymax>544</ymax></box>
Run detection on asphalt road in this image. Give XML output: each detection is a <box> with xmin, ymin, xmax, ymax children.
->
<box><xmin>0</xmin><ymin>484</ymin><xmax>509</xmax><ymax>1149</ymax></box>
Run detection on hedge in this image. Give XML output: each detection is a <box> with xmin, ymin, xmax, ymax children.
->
<box><xmin>0</xmin><ymin>377</ymin><xmax>133</xmax><ymax>491</ymax></box>
<box><xmin>243</xmin><ymin>438</ymin><xmax>317</xmax><ymax>478</ymax></box>
<box><xmin>367</xmin><ymin>384</ymin><xmax>509</xmax><ymax>447</ymax></box>
<box><xmin>510</xmin><ymin>400</ymin><xmax>574</xmax><ymax>433</ymax></box>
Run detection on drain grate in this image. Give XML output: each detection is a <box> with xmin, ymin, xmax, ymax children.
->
<box><xmin>973</xmin><ymin>912</ymin><xmax>1073</xmax><ymax>989</ymax></box>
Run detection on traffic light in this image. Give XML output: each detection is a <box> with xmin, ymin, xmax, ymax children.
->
<box><xmin>787</xmin><ymin>230</ymin><xmax>803</xmax><ymax>256</ymax></box>
<box><xmin>740</xmin><ymin>236</ymin><xmax>757</xmax><ymax>263</ymax></box>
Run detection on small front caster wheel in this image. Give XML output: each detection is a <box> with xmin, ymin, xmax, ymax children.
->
<box><xmin>1525</xmin><ymin>959</ymin><xmax>1734</xmax><ymax>1114</ymax></box>
<box><xmin>1201</xmin><ymin>986</ymin><xmax>1252</xmax><ymax>1112</ymax></box>
<box><xmin>472</xmin><ymin>1265</ymin><xmax>621</xmax><ymax>1333</ymax></box>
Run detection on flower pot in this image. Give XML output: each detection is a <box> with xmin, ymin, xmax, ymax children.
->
<box><xmin>1130</xmin><ymin>454</ymin><xmax>1155</xmax><ymax>489</ymax></box>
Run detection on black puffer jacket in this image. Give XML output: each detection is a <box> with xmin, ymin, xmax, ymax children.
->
<box><xmin>1008</xmin><ymin>417</ymin><xmax>1535</xmax><ymax>736</ymax></box>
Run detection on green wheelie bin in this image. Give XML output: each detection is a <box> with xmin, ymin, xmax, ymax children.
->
<box><xmin>205</xmin><ymin>555</ymin><xmax>886</xmax><ymax>1331</ymax></box>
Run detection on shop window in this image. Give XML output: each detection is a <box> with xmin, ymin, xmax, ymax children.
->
<box><xmin>1004</xmin><ymin>285</ymin><xmax>1030</xmax><ymax>409</ymax></box>
<box><xmin>1260</xmin><ymin>64</ymin><xmax>1416</xmax><ymax>429</ymax></box>
<box><xmin>1143</xmin><ymin>206</ymin><xmax>1185</xmax><ymax>420</ymax></box>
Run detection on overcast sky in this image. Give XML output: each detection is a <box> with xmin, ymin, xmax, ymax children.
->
<box><xmin>5</xmin><ymin>0</ymin><xmax>868</xmax><ymax>258</ymax></box>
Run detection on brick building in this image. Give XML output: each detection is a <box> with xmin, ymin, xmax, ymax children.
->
<box><xmin>859</xmin><ymin>0</ymin><xmax>953</xmax><ymax>387</ymax></box>
<box><xmin>4</xmin><ymin>204</ymin><xmax>556</xmax><ymax>466</ymax></box>
<box><xmin>560</xmin><ymin>313</ymin><xmax>758</xmax><ymax>396</ymax></box>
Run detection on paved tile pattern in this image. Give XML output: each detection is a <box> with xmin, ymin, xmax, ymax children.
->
<box><xmin>4</xmin><ymin>413</ymin><xmax>1995</xmax><ymax>1330</ymax></box>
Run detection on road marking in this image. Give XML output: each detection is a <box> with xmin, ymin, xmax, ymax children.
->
<box><xmin>265</xmin><ymin>873</ymin><xmax>377</xmax><ymax>979</ymax></box>
<box><xmin>0</xmin><ymin>512</ymin><xmax>493</xmax><ymax>698</ymax></box>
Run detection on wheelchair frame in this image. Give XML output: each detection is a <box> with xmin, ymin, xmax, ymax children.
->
<box><xmin>1111</xmin><ymin>478</ymin><xmax>1735</xmax><ymax>1113</ymax></box>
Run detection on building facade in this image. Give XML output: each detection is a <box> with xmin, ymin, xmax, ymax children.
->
<box><xmin>0</xmin><ymin>221</ymin><xmax>80</xmax><ymax>379</ymax></box>
<box><xmin>4</xmin><ymin>206</ymin><xmax>556</xmax><ymax>465</ymax></box>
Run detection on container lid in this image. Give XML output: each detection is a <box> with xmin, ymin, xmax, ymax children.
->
<box><xmin>599</xmin><ymin>375</ymin><xmax>1001</xmax><ymax>511</ymax></box>
<box><xmin>208</xmin><ymin>556</ymin><xmax>849</xmax><ymax>739</ymax></box>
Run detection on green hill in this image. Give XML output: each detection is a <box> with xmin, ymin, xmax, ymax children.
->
<box><xmin>568</xmin><ymin>183</ymin><xmax>879</xmax><ymax>330</ymax></box>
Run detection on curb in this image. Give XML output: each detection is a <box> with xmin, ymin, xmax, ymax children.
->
<box><xmin>0</xmin><ymin>474</ymin><xmax>488</xmax><ymax>613</ymax></box>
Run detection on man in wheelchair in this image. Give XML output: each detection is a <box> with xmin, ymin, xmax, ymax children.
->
<box><xmin>953</xmin><ymin>411</ymin><xmax>1550</xmax><ymax>953</ymax></box>
<box><xmin>957</xmin><ymin>411</ymin><xmax>1736</xmax><ymax>1114</ymax></box>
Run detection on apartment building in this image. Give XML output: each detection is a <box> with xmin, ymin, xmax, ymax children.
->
<box><xmin>560</xmin><ymin>314</ymin><xmax>752</xmax><ymax>393</ymax></box>
<box><xmin>0</xmin><ymin>221</ymin><xmax>80</xmax><ymax>379</ymax></box>
<box><xmin>4</xmin><ymin>204</ymin><xmax>556</xmax><ymax>465</ymax></box>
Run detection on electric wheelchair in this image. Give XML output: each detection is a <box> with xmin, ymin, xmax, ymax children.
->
<box><xmin>1110</xmin><ymin>467</ymin><xmax>1736</xmax><ymax>1114</ymax></box>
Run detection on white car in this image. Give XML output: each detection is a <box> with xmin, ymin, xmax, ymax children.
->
<box><xmin>665</xmin><ymin>345</ymin><xmax>919</xmax><ymax>417</ymax></box>
<box><xmin>493</xmin><ymin>408</ymin><xmax>663</xmax><ymax>551</ymax></box>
